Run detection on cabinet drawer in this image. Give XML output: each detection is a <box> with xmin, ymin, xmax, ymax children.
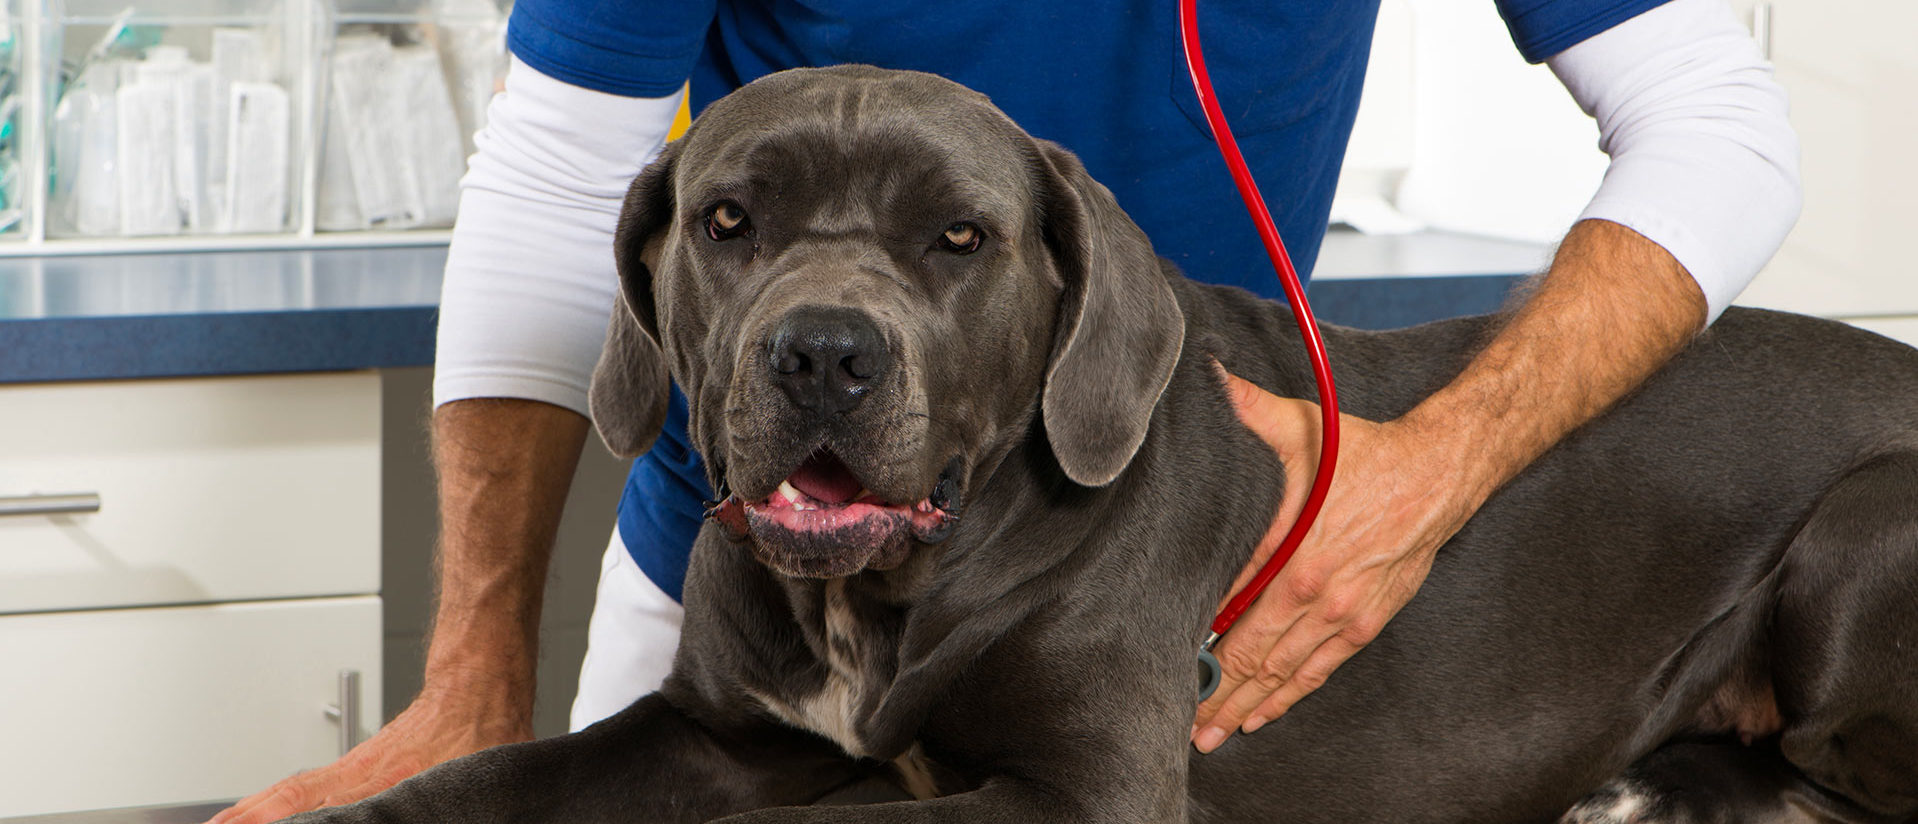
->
<box><xmin>0</xmin><ymin>372</ymin><xmax>379</xmax><ymax>613</ymax></box>
<box><xmin>0</xmin><ymin>596</ymin><xmax>382</xmax><ymax>817</ymax></box>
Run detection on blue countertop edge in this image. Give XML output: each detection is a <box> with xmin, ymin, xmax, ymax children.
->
<box><xmin>1</xmin><ymin>305</ymin><xmax>440</xmax><ymax>383</ymax></box>
<box><xmin>0</xmin><ymin>275</ymin><xmax>1525</xmax><ymax>385</ymax></box>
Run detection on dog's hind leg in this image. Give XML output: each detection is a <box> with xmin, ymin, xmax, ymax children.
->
<box><xmin>1766</xmin><ymin>450</ymin><xmax>1918</xmax><ymax>821</ymax></box>
<box><xmin>1560</xmin><ymin>451</ymin><xmax>1918</xmax><ymax>824</ymax></box>
<box><xmin>1559</xmin><ymin>737</ymin><xmax>1902</xmax><ymax>824</ymax></box>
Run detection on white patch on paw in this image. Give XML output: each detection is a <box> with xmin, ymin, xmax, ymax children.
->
<box><xmin>1559</xmin><ymin>779</ymin><xmax>1658</xmax><ymax>824</ymax></box>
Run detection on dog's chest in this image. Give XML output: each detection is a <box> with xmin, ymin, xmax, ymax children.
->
<box><xmin>748</xmin><ymin>580</ymin><xmax>943</xmax><ymax>798</ymax></box>
<box><xmin>749</xmin><ymin>580</ymin><xmax>870</xmax><ymax>748</ymax></box>
<box><xmin>750</xmin><ymin>580</ymin><xmax>937</xmax><ymax>795</ymax></box>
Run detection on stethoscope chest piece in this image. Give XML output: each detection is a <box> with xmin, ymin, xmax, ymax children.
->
<box><xmin>1197</xmin><ymin>631</ymin><xmax>1223</xmax><ymax>701</ymax></box>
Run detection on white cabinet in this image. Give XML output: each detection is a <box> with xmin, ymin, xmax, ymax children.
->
<box><xmin>0</xmin><ymin>372</ymin><xmax>383</xmax><ymax>817</ymax></box>
<box><xmin>0</xmin><ymin>597</ymin><xmax>382</xmax><ymax>817</ymax></box>
<box><xmin>1726</xmin><ymin>0</ymin><xmax>1918</xmax><ymax>346</ymax></box>
<box><xmin>0</xmin><ymin>372</ymin><xmax>380</xmax><ymax>614</ymax></box>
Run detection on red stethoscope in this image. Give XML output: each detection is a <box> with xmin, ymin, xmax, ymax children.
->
<box><xmin>1180</xmin><ymin>0</ymin><xmax>1343</xmax><ymax>701</ymax></box>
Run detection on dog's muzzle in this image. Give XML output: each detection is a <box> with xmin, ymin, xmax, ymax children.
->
<box><xmin>706</xmin><ymin>453</ymin><xmax>962</xmax><ymax>578</ymax></box>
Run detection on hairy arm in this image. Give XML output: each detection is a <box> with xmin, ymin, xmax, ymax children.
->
<box><xmin>416</xmin><ymin>399</ymin><xmax>592</xmax><ymax>730</ymax></box>
<box><xmin>1409</xmin><ymin>219</ymin><xmax>1704</xmax><ymax>506</ymax></box>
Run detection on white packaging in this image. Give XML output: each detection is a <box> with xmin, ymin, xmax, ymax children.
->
<box><xmin>208</xmin><ymin>29</ymin><xmax>268</xmax><ymax>210</ymax></box>
<box><xmin>137</xmin><ymin>52</ymin><xmax>215</xmax><ymax>233</ymax></box>
<box><xmin>116</xmin><ymin>80</ymin><xmax>182</xmax><ymax>236</ymax></box>
<box><xmin>221</xmin><ymin>81</ymin><xmax>290</xmax><ymax>233</ymax></box>
<box><xmin>433</xmin><ymin>0</ymin><xmax>507</xmax><ymax>159</ymax></box>
<box><xmin>176</xmin><ymin>65</ymin><xmax>218</xmax><ymax>232</ymax></box>
<box><xmin>50</xmin><ymin>61</ymin><xmax>123</xmax><ymax>236</ymax></box>
<box><xmin>393</xmin><ymin>44</ymin><xmax>467</xmax><ymax>227</ymax></box>
<box><xmin>316</xmin><ymin>95</ymin><xmax>366</xmax><ymax>231</ymax></box>
<box><xmin>143</xmin><ymin>44</ymin><xmax>191</xmax><ymax>66</ymax></box>
<box><xmin>326</xmin><ymin>35</ymin><xmax>414</xmax><ymax>228</ymax></box>
<box><xmin>210</xmin><ymin>28</ymin><xmax>270</xmax><ymax>85</ymax></box>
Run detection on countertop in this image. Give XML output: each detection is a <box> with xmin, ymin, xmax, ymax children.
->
<box><xmin>0</xmin><ymin>230</ymin><xmax>1545</xmax><ymax>384</ymax></box>
<box><xmin>0</xmin><ymin>802</ymin><xmax>231</xmax><ymax>824</ymax></box>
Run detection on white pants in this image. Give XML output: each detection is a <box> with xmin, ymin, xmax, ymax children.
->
<box><xmin>568</xmin><ymin>530</ymin><xmax>687</xmax><ymax>732</ymax></box>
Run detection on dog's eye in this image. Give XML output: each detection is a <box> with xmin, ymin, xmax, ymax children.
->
<box><xmin>939</xmin><ymin>223</ymin><xmax>982</xmax><ymax>254</ymax></box>
<box><xmin>706</xmin><ymin>202</ymin><xmax>751</xmax><ymax>240</ymax></box>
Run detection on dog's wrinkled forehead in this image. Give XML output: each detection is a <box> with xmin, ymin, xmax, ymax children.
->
<box><xmin>674</xmin><ymin>66</ymin><xmax>1035</xmax><ymax>219</ymax></box>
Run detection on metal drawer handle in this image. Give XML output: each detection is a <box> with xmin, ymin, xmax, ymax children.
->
<box><xmin>324</xmin><ymin>669</ymin><xmax>363</xmax><ymax>757</ymax></box>
<box><xmin>0</xmin><ymin>492</ymin><xmax>102</xmax><ymax>517</ymax></box>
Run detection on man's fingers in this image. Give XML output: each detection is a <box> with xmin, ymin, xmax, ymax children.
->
<box><xmin>1194</xmin><ymin>587</ymin><xmax>1310</xmax><ymax>721</ymax></box>
<box><xmin>1243</xmin><ymin>636</ymin><xmax>1365</xmax><ymax>732</ymax></box>
<box><xmin>1193</xmin><ymin>630</ymin><xmax>1336</xmax><ymax>752</ymax></box>
<box><xmin>1193</xmin><ymin>615</ymin><xmax>1342</xmax><ymax>753</ymax></box>
<box><xmin>206</xmin><ymin>774</ymin><xmax>323</xmax><ymax>824</ymax></box>
<box><xmin>329</xmin><ymin>771</ymin><xmax>403</xmax><ymax>808</ymax></box>
<box><xmin>203</xmin><ymin>742</ymin><xmax>401</xmax><ymax>823</ymax></box>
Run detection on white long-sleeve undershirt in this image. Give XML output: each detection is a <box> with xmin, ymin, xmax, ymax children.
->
<box><xmin>432</xmin><ymin>57</ymin><xmax>682</xmax><ymax>413</ymax></box>
<box><xmin>1547</xmin><ymin>0</ymin><xmax>1800</xmax><ymax>322</ymax></box>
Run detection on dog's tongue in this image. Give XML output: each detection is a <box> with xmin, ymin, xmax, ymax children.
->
<box><xmin>788</xmin><ymin>452</ymin><xmax>863</xmax><ymax>504</ymax></box>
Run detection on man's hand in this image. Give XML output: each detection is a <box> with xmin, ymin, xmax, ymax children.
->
<box><xmin>1191</xmin><ymin>219</ymin><xmax>1707</xmax><ymax>754</ymax></box>
<box><xmin>206</xmin><ymin>687</ymin><xmax>531</xmax><ymax>823</ymax></box>
<box><xmin>1191</xmin><ymin>372</ymin><xmax>1477</xmax><ymax>753</ymax></box>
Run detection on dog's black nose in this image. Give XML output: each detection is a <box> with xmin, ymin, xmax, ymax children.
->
<box><xmin>768</xmin><ymin>306</ymin><xmax>891</xmax><ymax>415</ymax></box>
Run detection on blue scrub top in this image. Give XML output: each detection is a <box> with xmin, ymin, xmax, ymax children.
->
<box><xmin>504</xmin><ymin>0</ymin><xmax>1672</xmax><ymax>601</ymax></box>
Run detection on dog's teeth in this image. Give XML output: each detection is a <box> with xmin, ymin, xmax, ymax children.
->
<box><xmin>856</xmin><ymin>488</ymin><xmax>872</xmax><ymax>500</ymax></box>
<box><xmin>778</xmin><ymin>480</ymin><xmax>801</xmax><ymax>503</ymax></box>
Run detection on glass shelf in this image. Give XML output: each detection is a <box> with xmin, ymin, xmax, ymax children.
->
<box><xmin>3</xmin><ymin>0</ymin><xmax>505</xmax><ymax>253</ymax></box>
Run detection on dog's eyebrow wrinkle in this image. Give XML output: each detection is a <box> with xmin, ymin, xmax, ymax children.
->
<box><xmin>805</xmin><ymin>211</ymin><xmax>876</xmax><ymax>236</ymax></box>
<box><xmin>831</xmin><ymin>85</ymin><xmax>868</xmax><ymax>133</ymax></box>
<box><xmin>687</xmin><ymin>180</ymin><xmax>754</xmax><ymax>212</ymax></box>
<box><xmin>810</xmin><ymin>199</ymin><xmax>875</xmax><ymax>235</ymax></box>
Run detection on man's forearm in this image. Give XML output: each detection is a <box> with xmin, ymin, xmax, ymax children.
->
<box><xmin>424</xmin><ymin>398</ymin><xmax>592</xmax><ymax>730</ymax></box>
<box><xmin>1404</xmin><ymin>218</ymin><xmax>1708</xmax><ymax>507</ymax></box>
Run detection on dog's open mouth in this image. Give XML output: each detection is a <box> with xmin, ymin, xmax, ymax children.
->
<box><xmin>709</xmin><ymin>451</ymin><xmax>961</xmax><ymax>578</ymax></box>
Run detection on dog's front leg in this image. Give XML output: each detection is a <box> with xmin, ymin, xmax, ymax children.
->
<box><xmin>710</xmin><ymin>778</ymin><xmax>1178</xmax><ymax>824</ymax></box>
<box><xmin>278</xmin><ymin>693</ymin><xmax>866</xmax><ymax>824</ymax></box>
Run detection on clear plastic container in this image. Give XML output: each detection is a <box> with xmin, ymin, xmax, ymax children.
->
<box><xmin>43</xmin><ymin>0</ymin><xmax>307</xmax><ymax>238</ymax></box>
<box><xmin>0</xmin><ymin>0</ymin><xmax>27</xmax><ymax>239</ymax></box>
<box><xmin>313</xmin><ymin>0</ymin><xmax>504</xmax><ymax>232</ymax></box>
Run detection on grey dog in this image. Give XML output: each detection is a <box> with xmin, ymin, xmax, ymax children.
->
<box><xmin>288</xmin><ymin>66</ymin><xmax>1918</xmax><ymax>823</ymax></box>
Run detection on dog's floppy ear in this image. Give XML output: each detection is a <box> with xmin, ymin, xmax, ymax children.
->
<box><xmin>590</xmin><ymin>140</ymin><xmax>682</xmax><ymax>458</ymax></box>
<box><xmin>1034</xmin><ymin>140</ymin><xmax>1186</xmax><ymax>487</ymax></box>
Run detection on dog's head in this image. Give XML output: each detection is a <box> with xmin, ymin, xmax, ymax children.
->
<box><xmin>590</xmin><ymin>66</ymin><xmax>1184</xmax><ymax>578</ymax></box>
